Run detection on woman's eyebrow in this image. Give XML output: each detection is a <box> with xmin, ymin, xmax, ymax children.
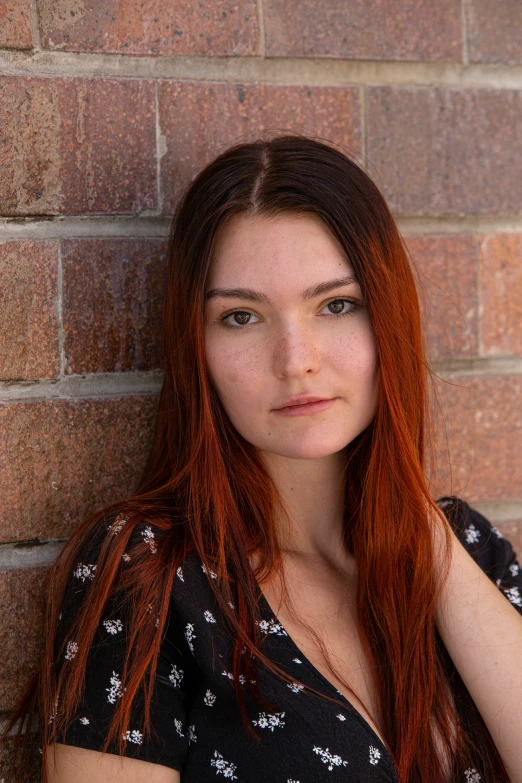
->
<box><xmin>205</xmin><ymin>275</ymin><xmax>359</xmax><ymax>304</ymax></box>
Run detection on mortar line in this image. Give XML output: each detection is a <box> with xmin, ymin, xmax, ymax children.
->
<box><xmin>257</xmin><ymin>0</ymin><xmax>266</xmax><ymax>58</ymax></box>
<box><xmin>29</xmin><ymin>0</ymin><xmax>41</xmax><ymax>51</ymax></box>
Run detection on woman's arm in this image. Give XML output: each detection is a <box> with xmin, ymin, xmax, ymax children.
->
<box><xmin>431</xmin><ymin>510</ymin><xmax>522</xmax><ymax>783</ymax></box>
<box><xmin>46</xmin><ymin>742</ymin><xmax>181</xmax><ymax>783</ymax></box>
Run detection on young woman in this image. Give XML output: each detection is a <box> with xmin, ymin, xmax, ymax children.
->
<box><xmin>4</xmin><ymin>136</ymin><xmax>522</xmax><ymax>783</ymax></box>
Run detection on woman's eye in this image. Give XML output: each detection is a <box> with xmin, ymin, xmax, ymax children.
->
<box><xmin>218</xmin><ymin>298</ymin><xmax>360</xmax><ymax>329</ymax></box>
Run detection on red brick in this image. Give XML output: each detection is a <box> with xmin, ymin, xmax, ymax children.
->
<box><xmin>159</xmin><ymin>81</ymin><xmax>361</xmax><ymax>213</ymax></box>
<box><xmin>0</xmin><ymin>241</ymin><xmax>59</xmax><ymax>381</ymax></box>
<box><xmin>403</xmin><ymin>235</ymin><xmax>478</xmax><ymax>360</ymax></box>
<box><xmin>38</xmin><ymin>0</ymin><xmax>258</xmax><ymax>56</ymax></box>
<box><xmin>467</xmin><ymin>0</ymin><xmax>522</xmax><ymax>64</ymax></box>
<box><xmin>429</xmin><ymin>374</ymin><xmax>522</xmax><ymax>502</ymax></box>
<box><xmin>0</xmin><ymin>567</ymin><xmax>46</xmax><ymax>712</ymax></box>
<box><xmin>0</xmin><ymin>0</ymin><xmax>32</xmax><ymax>49</ymax></box>
<box><xmin>367</xmin><ymin>87</ymin><xmax>522</xmax><ymax>215</ymax></box>
<box><xmin>0</xmin><ymin>77</ymin><xmax>156</xmax><ymax>216</ymax></box>
<box><xmin>264</xmin><ymin>0</ymin><xmax>461</xmax><ymax>61</ymax></box>
<box><xmin>0</xmin><ymin>396</ymin><xmax>158</xmax><ymax>543</ymax></box>
<box><xmin>62</xmin><ymin>238</ymin><xmax>167</xmax><ymax>374</ymax></box>
<box><xmin>478</xmin><ymin>233</ymin><xmax>522</xmax><ymax>356</ymax></box>
<box><xmin>496</xmin><ymin>520</ymin><xmax>522</xmax><ymax>560</ymax></box>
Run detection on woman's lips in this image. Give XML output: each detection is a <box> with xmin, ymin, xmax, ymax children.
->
<box><xmin>273</xmin><ymin>398</ymin><xmax>337</xmax><ymax>417</ymax></box>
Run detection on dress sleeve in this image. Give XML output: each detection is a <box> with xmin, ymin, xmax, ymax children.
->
<box><xmin>51</xmin><ymin>521</ymin><xmax>198</xmax><ymax>771</ymax></box>
<box><xmin>436</xmin><ymin>496</ymin><xmax>522</xmax><ymax>616</ymax></box>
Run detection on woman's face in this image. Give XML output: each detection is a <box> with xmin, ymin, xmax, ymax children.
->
<box><xmin>204</xmin><ymin>212</ymin><xmax>380</xmax><ymax>461</ymax></box>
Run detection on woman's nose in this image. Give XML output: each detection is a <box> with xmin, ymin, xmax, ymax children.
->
<box><xmin>272</xmin><ymin>324</ymin><xmax>321</xmax><ymax>379</ymax></box>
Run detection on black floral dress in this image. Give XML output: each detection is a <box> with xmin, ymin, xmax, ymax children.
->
<box><xmin>51</xmin><ymin>496</ymin><xmax>522</xmax><ymax>782</ymax></box>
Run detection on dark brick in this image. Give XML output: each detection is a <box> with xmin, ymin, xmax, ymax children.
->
<box><xmin>0</xmin><ymin>396</ymin><xmax>158</xmax><ymax>542</ymax></box>
<box><xmin>62</xmin><ymin>238</ymin><xmax>167</xmax><ymax>374</ymax></box>
<box><xmin>367</xmin><ymin>86</ymin><xmax>522</xmax><ymax>215</ymax></box>
<box><xmin>478</xmin><ymin>233</ymin><xmax>522</xmax><ymax>356</ymax></box>
<box><xmin>39</xmin><ymin>0</ymin><xmax>259</xmax><ymax>56</ymax></box>
<box><xmin>0</xmin><ymin>730</ymin><xmax>41</xmax><ymax>781</ymax></box>
<box><xmin>159</xmin><ymin>81</ymin><xmax>361</xmax><ymax>213</ymax></box>
<box><xmin>0</xmin><ymin>567</ymin><xmax>47</xmax><ymax>713</ymax></box>
<box><xmin>0</xmin><ymin>241</ymin><xmax>59</xmax><ymax>381</ymax></box>
<box><xmin>0</xmin><ymin>0</ymin><xmax>32</xmax><ymax>49</ymax></box>
<box><xmin>403</xmin><ymin>234</ymin><xmax>479</xmax><ymax>361</ymax></box>
<box><xmin>468</xmin><ymin>0</ymin><xmax>522</xmax><ymax>63</ymax></box>
<box><xmin>0</xmin><ymin>77</ymin><xmax>156</xmax><ymax>216</ymax></box>
<box><xmin>264</xmin><ymin>0</ymin><xmax>461</xmax><ymax>61</ymax></box>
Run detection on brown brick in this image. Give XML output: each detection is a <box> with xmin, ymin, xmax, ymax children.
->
<box><xmin>0</xmin><ymin>77</ymin><xmax>156</xmax><ymax>216</ymax></box>
<box><xmin>0</xmin><ymin>567</ymin><xmax>47</xmax><ymax>713</ymax></box>
<box><xmin>478</xmin><ymin>233</ymin><xmax>522</xmax><ymax>356</ymax></box>
<box><xmin>62</xmin><ymin>238</ymin><xmax>167</xmax><ymax>374</ymax></box>
<box><xmin>496</xmin><ymin>520</ymin><xmax>522</xmax><ymax>561</ymax></box>
<box><xmin>467</xmin><ymin>0</ymin><xmax>522</xmax><ymax>64</ymax></box>
<box><xmin>264</xmin><ymin>0</ymin><xmax>461</xmax><ymax>61</ymax></box>
<box><xmin>0</xmin><ymin>241</ymin><xmax>59</xmax><ymax>381</ymax></box>
<box><xmin>0</xmin><ymin>732</ymin><xmax>41</xmax><ymax>781</ymax></box>
<box><xmin>404</xmin><ymin>235</ymin><xmax>478</xmax><ymax>361</ymax></box>
<box><xmin>159</xmin><ymin>81</ymin><xmax>361</xmax><ymax>213</ymax></box>
<box><xmin>39</xmin><ymin>0</ymin><xmax>259</xmax><ymax>56</ymax></box>
<box><xmin>367</xmin><ymin>87</ymin><xmax>522</xmax><ymax>215</ymax></box>
<box><xmin>0</xmin><ymin>396</ymin><xmax>158</xmax><ymax>543</ymax></box>
<box><xmin>0</xmin><ymin>0</ymin><xmax>32</xmax><ymax>50</ymax></box>
<box><xmin>429</xmin><ymin>374</ymin><xmax>522</xmax><ymax>502</ymax></box>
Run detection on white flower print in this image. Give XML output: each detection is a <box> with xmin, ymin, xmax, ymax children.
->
<box><xmin>122</xmin><ymin>553</ymin><xmax>131</xmax><ymax>562</ymax></box>
<box><xmin>204</xmin><ymin>689</ymin><xmax>217</xmax><ymax>706</ymax></box>
<box><xmin>176</xmin><ymin>566</ymin><xmax>184</xmax><ymax>582</ymax></box>
<box><xmin>287</xmin><ymin>682</ymin><xmax>305</xmax><ymax>694</ymax></box>
<box><xmin>491</xmin><ymin>525</ymin><xmax>504</xmax><ymax>539</ymax></box>
<box><xmin>64</xmin><ymin>640</ymin><xmax>78</xmax><ymax>660</ymax></box>
<box><xmin>503</xmin><ymin>585</ymin><xmax>522</xmax><ymax>607</ymax></box>
<box><xmin>509</xmin><ymin>562</ymin><xmax>520</xmax><ymax>578</ymax></box>
<box><xmin>464</xmin><ymin>523</ymin><xmax>481</xmax><ymax>545</ymax></box>
<box><xmin>464</xmin><ymin>769</ymin><xmax>482</xmax><ymax>783</ymax></box>
<box><xmin>496</xmin><ymin>577</ymin><xmax>502</xmax><ymax>586</ymax></box>
<box><xmin>141</xmin><ymin>525</ymin><xmax>157</xmax><ymax>554</ymax></box>
<box><xmin>174</xmin><ymin>718</ymin><xmax>185</xmax><ymax>737</ymax></box>
<box><xmin>336</xmin><ymin>714</ymin><xmax>346</xmax><ymax>721</ymax></box>
<box><xmin>369</xmin><ymin>745</ymin><xmax>381</xmax><ymax>765</ymax></box>
<box><xmin>102</xmin><ymin>619</ymin><xmax>123</xmax><ymax>635</ymax></box>
<box><xmin>48</xmin><ymin>696</ymin><xmax>59</xmax><ymax>724</ymax></box>
<box><xmin>187</xmin><ymin>724</ymin><xmax>197</xmax><ymax>744</ymax></box>
<box><xmin>147</xmin><ymin>602</ymin><xmax>160</xmax><ymax>627</ymax></box>
<box><xmin>292</xmin><ymin>657</ymin><xmax>302</xmax><ymax>663</ymax></box>
<box><xmin>122</xmin><ymin>729</ymin><xmax>143</xmax><ymax>744</ymax></box>
<box><xmin>228</xmin><ymin>600</ymin><xmax>235</xmax><ymax>609</ymax></box>
<box><xmin>221</xmin><ymin>670</ymin><xmax>246</xmax><ymax>685</ymax></box>
<box><xmin>202</xmin><ymin>563</ymin><xmax>218</xmax><ymax>580</ymax></box>
<box><xmin>313</xmin><ymin>745</ymin><xmax>349</xmax><ymax>771</ymax></box>
<box><xmin>73</xmin><ymin>563</ymin><xmax>97</xmax><ymax>582</ymax></box>
<box><xmin>58</xmin><ymin>612</ymin><xmax>62</xmax><ymax>622</ymax></box>
<box><xmin>252</xmin><ymin>711</ymin><xmax>286</xmax><ymax>731</ymax></box>
<box><xmin>169</xmin><ymin>664</ymin><xmax>184</xmax><ymax>688</ymax></box>
<box><xmin>79</xmin><ymin>717</ymin><xmax>89</xmax><ymax>725</ymax></box>
<box><xmin>106</xmin><ymin>671</ymin><xmax>125</xmax><ymax>704</ymax></box>
<box><xmin>108</xmin><ymin>515</ymin><xmax>128</xmax><ymax>535</ymax></box>
<box><xmin>210</xmin><ymin>750</ymin><xmax>238</xmax><ymax>779</ymax></box>
<box><xmin>204</xmin><ymin>610</ymin><xmax>217</xmax><ymax>623</ymax></box>
<box><xmin>256</xmin><ymin>618</ymin><xmax>288</xmax><ymax>636</ymax></box>
<box><xmin>185</xmin><ymin>622</ymin><xmax>196</xmax><ymax>653</ymax></box>
<box><xmin>288</xmin><ymin>780</ymin><xmax>301</xmax><ymax>783</ymax></box>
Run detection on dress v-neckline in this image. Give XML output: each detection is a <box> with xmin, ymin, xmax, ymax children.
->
<box><xmin>255</xmin><ymin>585</ymin><xmax>399</xmax><ymax>782</ymax></box>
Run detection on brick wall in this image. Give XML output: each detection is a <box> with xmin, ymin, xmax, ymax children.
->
<box><xmin>1</xmin><ymin>0</ymin><xmax>521</xmax><ymax>774</ymax></box>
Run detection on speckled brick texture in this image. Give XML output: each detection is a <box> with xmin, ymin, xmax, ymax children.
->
<box><xmin>430</xmin><ymin>375</ymin><xmax>522</xmax><ymax>502</ymax></box>
<box><xmin>403</xmin><ymin>234</ymin><xmax>479</xmax><ymax>361</ymax></box>
<box><xmin>0</xmin><ymin>0</ymin><xmax>32</xmax><ymax>49</ymax></box>
<box><xmin>496</xmin><ymin>520</ymin><xmax>522</xmax><ymax>561</ymax></box>
<box><xmin>62</xmin><ymin>238</ymin><xmax>168</xmax><ymax>374</ymax></box>
<box><xmin>467</xmin><ymin>0</ymin><xmax>522</xmax><ymax>63</ymax></box>
<box><xmin>38</xmin><ymin>0</ymin><xmax>259</xmax><ymax>56</ymax></box>
<box><xmin>0</xmin><ymin>77</ymin><xmax>157</xmax><ymax>216</ymax></box>
<box><xmin>367</xmin><ymin>87</ymin><xmax>522</xmax><ymax>215</ymax></box>
<box><xmin>0</xmin><ymin>733</ymin><xmax>41</xmax><ymax>781</ymax></box>
<box><xmin>159</xmin><ymin>81</ymin><xmax>362</xmax><ymax>213</ymax></box>
<box><xmin>0</xmin><ymin>567</ymin><xmax>47</xmax><ymax>712</ymax></box>
<box><xmin>263</xmin><ymin>0</ymin><xmax>462</xmax><ymax>61</ymax></box>
<box><xmin>0</xmin><ymin>241</ymin><xmax>60</xmax><ymax>381</ymax></box>
<box><xmin>0</xmin><ymin>396</ymin><xmax>158</xmax><ymax>543</ymax></box>
<box><xmin>478</xmin><ymin>233</ymin><xmax>522</xmax><ymax>356</ymax></box>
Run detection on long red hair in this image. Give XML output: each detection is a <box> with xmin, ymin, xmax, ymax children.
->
<box><xmin>3</xmin><ymin>135</ymin><xmax>510</xmax><ymax>782</ymax></box>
